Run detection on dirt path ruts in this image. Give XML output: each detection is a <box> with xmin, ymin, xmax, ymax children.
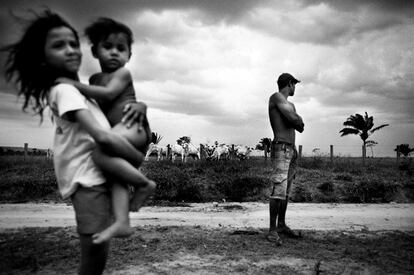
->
<box><xmin>1</xmin><ymin>202</ymin><xmax>413</xmax><ymax>232</ymax></box>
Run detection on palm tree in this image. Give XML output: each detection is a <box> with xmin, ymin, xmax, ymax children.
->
<box><xmin>177</xmin><ymin>136</ymin><xmax>191</xmax><ymax>145</ymax></box>
<box><xmin>339</xmin><ymin>112</ymin><xmax>389</xmax><ymax>165</ymax></box>
<box><xmin>365</xmin><ymin>140</ymin><xmax>378</xmax><ymax>158</ymax></box>
<box><xmin>256</xmin><ymin>138</ymin><xmax>272</xmax><ymax>153</ymax></box>
<box><xmin>151</xmin><ymin>132</ymin><xmax>163</xmax><ymax>144</ymax></box>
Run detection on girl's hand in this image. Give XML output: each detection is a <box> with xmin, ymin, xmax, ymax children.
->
<box><xmin>56</xmin><ymin>77</ymin><xmax>76</xmax><ymax>86</ymax></box>
<box><xmin>122</xmin><ymin>101</ymin><xmax>147</xmax><ymax>128</ymax></box>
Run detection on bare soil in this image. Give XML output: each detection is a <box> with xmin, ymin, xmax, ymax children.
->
<box><xmin>1</xmin><ymin>203</ymin><xmax>413</xmax><ymax>274</ymax></box>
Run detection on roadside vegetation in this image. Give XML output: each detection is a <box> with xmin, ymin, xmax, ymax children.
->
<box><xmin>0</xmin><ymin>155</ymin><xmax>413</xmax><ymax>204</ymax></box>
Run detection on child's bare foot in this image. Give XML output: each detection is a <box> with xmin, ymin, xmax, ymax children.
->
<box><xmin>130</xmin><ymin>180</ymin><xmax>156</xmax><ymax>212</ymax></box>
<box><xmin>92</xmin><ymin>222</ymin><xmax>133</xmax><ymax>244</ymax></box>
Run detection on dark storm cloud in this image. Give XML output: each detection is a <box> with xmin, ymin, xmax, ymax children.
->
<box><xmin>0</xmin><ymin>0</ymin><xmax>269</xmax><ymax>27</ymax></box>
<box><xmin>303</xmin><ymin>0</ymin><xmax>414</xmax><ymax>39</ymax></box>
<box><xmin>127</xmin><ymin>0</ymin><xmax>414</xmax><ymax>46</ymax></box>
<box><xmin>302</xmin><ymin>0</ymin><xmax>414</xmax><ymax>15</ymax></box>
<box><xmin>0</xmin><ymin>0</ymin><xmax>266</xmax><ymax>87</ymax></box>
<box><xmin>246</xmin><ymin>0</ymin><xmax>414</xmax><ymax>45</ymax></box>
<box><xmin>2</xmin><ymin>0</ymin><xmax>413</xmax><ymax>46</ymax></box>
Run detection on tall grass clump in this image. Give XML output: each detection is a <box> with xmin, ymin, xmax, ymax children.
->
<box><xmin>0</xmin><ymin>155</ymin><xmax>413</xmax><ymax>203</ymax></box>
<box><xmin>142</xmin><ymin>159</ymin><xmax>270</xmax><ymax>203</ymax></box>
<box><xmin>294</xmin><ymin>157</ymin><xmax>412</xmax><ymax>203</ymax></box>
<box><xmin>142</xmin><ymin>161</ymin><xmax>203</xmax><ymax>202</ymax></box>
<box><xmin>0</xmin><ymin>156</ymin><xmax>59</xmax><ymax>202</ymax></box>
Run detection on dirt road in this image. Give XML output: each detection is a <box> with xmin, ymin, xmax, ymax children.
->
<box><xmin>1</xmin><ymin>203</ymin><xmax>414</xmax><ymax>274</ymax></box>
<box><xmin>1</xmin><ymin>202</ymin><xmax>413</xmax><ymax>231</ymax></box>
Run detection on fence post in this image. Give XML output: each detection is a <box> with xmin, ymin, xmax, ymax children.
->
<box><xmin>298</xmin><ymin>145</ymin><xmax>302</xmax><ymax>160</ymax></box>
<box><xmin>330</xmin><ymin>145</ymin><xmax>334</xmax><ymax>163</ymax></box>
<box><xmin>24</xmin><ymin>143</ymin><xmax>28</xmax><ymax>160</ymax></box>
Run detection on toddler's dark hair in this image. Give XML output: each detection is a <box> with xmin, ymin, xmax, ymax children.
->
<box><xmin>2</xmin><ymin>9</ymin><xmax>79</xmax><ymax>121</ymax></box>
<box><xmin>85</xmin><ymin>17</ymin><xmax>133</xmax><ymax>55</ymax></box>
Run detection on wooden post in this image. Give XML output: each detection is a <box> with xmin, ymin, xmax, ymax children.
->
<box><xmin>24</xmin><ymin>143</ymin><xmax>28</xmax><ymax>160</ymax></box>
<box><xmin>298</xmin><ymin>145</ymin><xmax>302</xmax><ymax>160</ymax></box>
<box><xmin>231</xmin><ymin>144</ymin><xmax>235</xmax><ymax>160</ymax></box>
<box><xmin>330</xmin><ymin>145</ymin><xmax>334</xmax><ymax>163</ymax></box>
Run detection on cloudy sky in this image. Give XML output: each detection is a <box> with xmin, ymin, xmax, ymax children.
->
<box><xmin>0</xmin><ymin>0</ymin><xmax>413</xmax><ymax>156</ymax></box>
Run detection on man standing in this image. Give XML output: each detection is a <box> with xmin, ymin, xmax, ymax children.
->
<box><xmin>267</xmin><ymin>73</ymin><xmax>304</xmax><ymax>246</ymax></box>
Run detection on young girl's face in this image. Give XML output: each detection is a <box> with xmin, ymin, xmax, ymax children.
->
<box><xmin>95</xmin><ymin>32</ymin><xmax>131</xmax><ymax>72</ymax></box>
<box><xmin>44</xmin><ymin>26</ymin><xmax>82</xmax><ymax>75</ymax></box>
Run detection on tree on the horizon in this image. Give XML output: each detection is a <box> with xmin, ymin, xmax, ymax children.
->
<box><xmin>366</xmin><ymin>140</ymin><xmax>378</xmax><ymax>158</ymax></box>
<box><xmin>339</xmin><ymin>112</ymin><xmax>388</xmax><ymax>165</ymax></box>
<box><xmin>177</xmin><ymin>136</ymin><xmax>191</xmax><ymax>145</ymax></box>
<box><xmin>394</xmin><ymin>144</ymin><xmax>414</xmax><ymax>172</ymax></box>
<box><xmin>256</xmin><ymin>137</ymin><xmax>271</xmax><ymax>153</ymax></box>
<box><xmin>394</xmin><ymin>144</ymin><xmax>414</xmax><ymax>157</ymax></box>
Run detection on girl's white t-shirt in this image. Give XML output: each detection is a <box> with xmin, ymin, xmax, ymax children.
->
<box><xmin>48</xmin><ymin>83</ymin><xmax>111</xmax><ymax>199</ymax></box>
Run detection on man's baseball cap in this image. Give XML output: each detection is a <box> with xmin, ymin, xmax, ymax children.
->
<box><xmin>277</xmin><ymin>73</ymin><xmax>300</xmax><ymax>88</ymax></box>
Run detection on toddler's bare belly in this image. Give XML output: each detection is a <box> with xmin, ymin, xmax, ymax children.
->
<box><xmin>112</xmin><ymin>122</ymin><xmax>148</xmax><ymax>151</ymax></box>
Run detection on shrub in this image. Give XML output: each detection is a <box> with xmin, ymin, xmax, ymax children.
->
<box><xmin>224</xmin><ymin>176</ymin><xmax>267</xmax><ymax>202</ymax></box>
<box><xmin>334</xmin><ymin>173</ymin><xmax>353</xmax><ymax>182</ymax></box>
<box><xmin>290</xmin><ymin>182</ymin><xmax>313</xmax><ymax>202</ymax></box>
<box><xmin>0</xmin><ymin>157</ymin><xmax>59</xmax><ymax>202</ymax></box>
<box><xmin>340</xmin><ymin>179</ymin><xmax>400</xmax><ymax>203</ymax></box>
<box><xmin>317</xmin><ymin>181</ymin><xmax>335</xmax><ymax>193</ymax></box>
<box><xmin>299</xmin><ymin>156</ymin><xmax>327</xmax><ymax>170</ymax></box>
<box><xmin>143</xmin><ymin>163</ymin><xmax>203</xmax><ymax>202</ymax></box>
<box><xmin>1</xmin><ymin>156</ymin><xmax>413</xmax><ymax>203</ymax></box>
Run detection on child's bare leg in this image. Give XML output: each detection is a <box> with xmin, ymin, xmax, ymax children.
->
<box><xmin>129</xmin><ymin>179</ymin><xmax>156</xmax><ymax>212</ymax></box>
<box><xmin>92</xmin><ymin>146</ymin><xmax>151</xmax><ymax>187</ymax></box>
<box><xmin>131</xmin><ymin>126</ymin><xmax>156</xmax><ymax>212</ymax></box>
<box><xmin>92</xmin><ymin>147</ymin><xmax>157</xmax><ymax>212</ymax></box>
<box><xmin>92</xmin><ymin>183</ymin><xmax>133</xmax><ymax>244</ymax></box>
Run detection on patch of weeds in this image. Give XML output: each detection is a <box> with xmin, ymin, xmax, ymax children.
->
<box><xmin>334</xmin><ymin>173</ymin><xmax>353</xmax><ymax>182</ymax></box>
<box><xmin>341</xmin><ymin>179</ymin><xmax>400</xmax><ymax>203</ymax></box>
<box><xmin>318</xmin><ymin>181</ymin><xmax>335</xmax><ymax>192</ymax></box>
<box><xmin>291</xmin><ymin>182</ymin><xmax>313</xmax><ymax>202</ymax></box>
<box><xmin>224</xmin><ymin>176</ymin><xmax>267</xmax><ymax>202</ymax></box>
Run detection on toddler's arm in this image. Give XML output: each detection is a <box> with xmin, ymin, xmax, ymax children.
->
<box><xmin>57</xmin><ymin>67</ymin><xmax>132</xmax><ymax>101</ymax></box>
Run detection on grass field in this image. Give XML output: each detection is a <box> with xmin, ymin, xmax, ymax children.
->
<box><xmin>1</xmin><ymin>155</ymin><xmax>413</xmax><ymax>274</ymax></box>
<box><xmin>1</xmin><ymin>155</ymin><xmax>413</xmax><ymax>204</ymax></box>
